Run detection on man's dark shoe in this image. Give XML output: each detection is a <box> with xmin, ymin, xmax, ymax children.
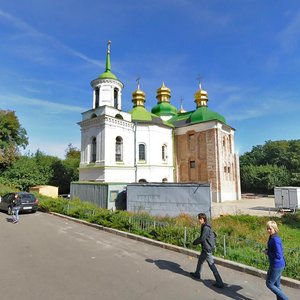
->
<box><xmin>190</xmin><ymin>272</ymin><xmax>200</xmax><ymax>279</ymax></box>
<box><xmin>213</xmin><ymin>282</ymin><xmax>224</xmax><ymax>288</ymax></box>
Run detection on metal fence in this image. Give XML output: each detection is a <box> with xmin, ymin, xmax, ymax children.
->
<box><xmin>61</xmin><ymin>202</ymin><xmax>299</xmax><ymax>278</ymax></box>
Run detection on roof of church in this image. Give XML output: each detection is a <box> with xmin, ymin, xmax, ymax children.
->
<box><xmin>168</xmin><ymin>106</ymin><xmax>226</xmax><ymax>127</ymax></box>
<box><xmin>129</xmin><ymin>106</ymin><xmax>173</xmax><ymax>127</ymax></box>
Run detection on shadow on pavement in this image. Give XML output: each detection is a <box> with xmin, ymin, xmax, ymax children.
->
<box><xmin>146</xmin><ymin>258</ymin><xmax>252</xmax><ymax>300</ymax></box>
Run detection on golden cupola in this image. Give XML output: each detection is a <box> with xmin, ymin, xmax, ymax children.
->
<box><xmin>132</xmin><ymin>83</ymin><xmax>146</xmax><ymax>107</ymax></box>
<box><xmin>194</xmin><ymin>83</ymin><xmax>208</xmax><ymax>107</ymax></box>
<box><xmin>156</xmin><ymin>82</ymin><xmax>171</xmax><ymax>103</ymax></box>
<box><xmin>151</xmin><ymin>82</ymin><xmax>177</xmax><ymax>117</ymax></box>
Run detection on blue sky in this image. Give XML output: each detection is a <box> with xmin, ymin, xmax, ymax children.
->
<box><xmin>0</xmin><ymin>1</ymin><xmax>300</xmax><ymax>158</ymax></box>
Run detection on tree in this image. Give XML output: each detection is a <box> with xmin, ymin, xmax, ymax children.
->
<box><xmin>240</xmin><ymin>140</ymin><xmax>300</xmax><ymax>193</ymax></box>
<box><xmin>0</xmin><ymin>110</ymin><xmax>28</xmax><ymax>169</ymax></box>
<box><xmin>49</xmin><ymin>144</ymin><xmax>80</xmax><ymax>194</ymax></box>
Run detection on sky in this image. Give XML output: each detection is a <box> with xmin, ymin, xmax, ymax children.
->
<box><xmin>0</xmin><ymin>0</ymin><xmax>300</xmax><ymax>159</ymax></box>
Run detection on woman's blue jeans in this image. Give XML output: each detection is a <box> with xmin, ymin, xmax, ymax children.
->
<box><xmin>266</xmin><ymin>266</ymin><xmax>288</xmax><ymax>300</ymax></box>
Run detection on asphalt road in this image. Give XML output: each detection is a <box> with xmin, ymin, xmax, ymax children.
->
<box><xmin>0</xmin><ymin>211</ymin><xmax>298</xmax><ymax>300</ymax></box>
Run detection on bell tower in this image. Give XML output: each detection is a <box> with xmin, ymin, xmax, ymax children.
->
<box><xmin>90</xmin><ymin>41</ymin><xmax>124</xmax><ymax>109</ymax></box>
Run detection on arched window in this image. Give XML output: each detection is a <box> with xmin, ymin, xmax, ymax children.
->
<box><xmin>138</xmin><ymin>143</ymin><xmax>146</xmax><ymax>161</ymax></box>
<box><xmin>91</xmin><ymin>137</ymin><xmax>96</xmax><ymax>163</ymax></box>
<box><xmin>115</xmin><ymin>136</ymin><xmax>123</xmax><ymax>161</ymax></box>
<box><xmin>95</xmin><ymin>87</ymin><xmax>100</xmax><ymax>108</ymax></box>
<box><xmin>115</xmin><ymin>114</ymin><xmax>123</xmax><ymax>120</ymax></box>
<box><xmin>114</xmin><ymin>88</ymin><xmax>119</xmax><ymax>109</ymax></box>
<box><xmin>162</xmin><ymin>144</ymin><xmax>167</xmax><ymax>161</ymax></box>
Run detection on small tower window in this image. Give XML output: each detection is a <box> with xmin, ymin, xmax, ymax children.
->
<box><xmin>162</xmin><ymin>144</ymin><xmax>167</xmax><ymax>161</ymax></box>
<box><xmin>95</xmin><ymin>87</ymin><xmax>100</xmax><ymax>108</ymax></box>
<box><xmin>114</xmin><ymin>88</ymin><xmax>119</xmax><ymax>109</ymax></box>
<box><xmin>91</xmin><ymin>137</ymin><xmax>97</xmax><ymax>163</ymax></box>
<box><xmin>139</xmin><ymin>143</ymin><xmax>146</xmax><ymax>161</ymax></box>
<box><xmin>115</xmin><ymin>136</ymin><xmax>123</xmax><ymax>162</ymax></box>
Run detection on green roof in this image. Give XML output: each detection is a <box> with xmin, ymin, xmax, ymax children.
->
<box><xmin>151</xmin><ymin>102</ymin><xmax>178</xmax><ymax>116</ymax></box>
<box><xmin>129</xmin><ymin>106</ymin><xmax>173</xmax><ymax>127</ymax></box>
<box><xmin>168</xmin><ymin>107</ymin><xmax>226</xmax><ymax>127</ymax></box>
<box><xmin>190</xmin><ymin>106</ymin><xmax>226</xmax><ymax>124</ymax></box>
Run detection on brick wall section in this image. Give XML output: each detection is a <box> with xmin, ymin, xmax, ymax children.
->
<box><xmin>175</xmin><ymin>125</ymin><xmax>241</xmax><ymax>202</ymax></box>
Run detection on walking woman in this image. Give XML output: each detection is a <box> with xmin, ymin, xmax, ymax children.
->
<box><xmin>265</xmin><ymin>220</ymin><xmax>288</xmax><ymax>300</ymax></box>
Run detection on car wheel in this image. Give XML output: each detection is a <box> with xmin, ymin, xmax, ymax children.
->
<box><xmin>7</xmin><ymin>206</ymin><xmax>13</xmax><ymax>215</ymax></box>
<box><xmin>31</xmin><ymin>209</ymin><xmax>37</xmax><ymax>213</ymax></box>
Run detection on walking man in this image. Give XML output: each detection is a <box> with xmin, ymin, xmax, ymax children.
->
<box><xmin>12</xmin><ymin>194</ymin><xmax>21</xmax><ymax>224</ymax></box>
<box><xmin>190</xmin><ymin>213</ymin><xmax>224</xmax><ymax>288</ymax></box>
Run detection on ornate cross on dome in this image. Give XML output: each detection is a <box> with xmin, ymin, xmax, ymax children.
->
<box><xmin>136</xmin><ymin>75</ymin><xmax>141</xmax><ymax>89</ymax></box>
<box><xmin>197</xmin><ymin>74</ymin><xmax>204</xmax><ymax>90</ymax></box>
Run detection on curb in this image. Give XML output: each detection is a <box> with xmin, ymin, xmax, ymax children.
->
<box><xmin>49</xmin><ymin>212</ymin><xmax>300</xmax><ymax>289</ymax></box>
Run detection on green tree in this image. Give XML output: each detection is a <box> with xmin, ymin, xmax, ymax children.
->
<box><xmin>240</xmin><ymin>140</ymin><xmax>300</xmax><ymax>193</ymax></box>
<box><xmin>0</xmin><ymin>110</ymin><xmax>28</xmax><ymax>169</ymax></box>
<box><xmin>0</xmin><ymin>156</ymin><xmax>46</xmax><ymax>190</ymax></box>
<box><xmin>49</xmin><ymin>144</ymin><xmax>80</xmax><ymax>194</ymax></box>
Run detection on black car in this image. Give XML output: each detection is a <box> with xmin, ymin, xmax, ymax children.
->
<box><xmin>0</xmin><ymin>192</ymin><xmax>38</xmax><ymax>214</ymax></box>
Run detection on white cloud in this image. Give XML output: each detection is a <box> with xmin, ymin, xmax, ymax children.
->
<box><xmin>0</xmin><ymin>93</ymin><xmax>85</xmax><ymax>113</ymax></box>
<box><xmin>0</xmin><ymin>9</ymin><xmax>102</xmax><ymax>67</ymax></box>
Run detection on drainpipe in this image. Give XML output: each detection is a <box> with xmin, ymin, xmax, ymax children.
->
<box><xmin>134</xmin><ymin>122</ymin><xmax>137</xmax><ymax>182</ymax></box>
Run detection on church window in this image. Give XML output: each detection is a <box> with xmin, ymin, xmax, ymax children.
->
<box><xmin>190</xmin><ymin>160</ymin><xmax>196</xmax><ymax>168</ymax></box>
<box><xmin>162</xmin><ymin>144</ymin><xmax>167</xmax><ymax>161</ymax></box>
<box><xmin>114</xmin><ymin>88</ymin><xmax>119</xmax><ymax>109</ymax></box>
<box><xmin>95</xmin><ymin>87</ymin><xmax>100</xmax><ymax>108</ymax></box>
<box><xmin>139</xmin><ymin>143</ymin><xmax>146</xmax><ymax>161</ymax></box>
<box><xmin>115</xmin><ymin>136</ymin><xmax>123</xmax><ymax>161</ymax></box>
<box><xmin>115</xmin><ymin>114</ymin><xmax>123</xmax><ymax>120</ymax></box>
<box><xmin>91</xmin><ymin>137</ymin><xmax>96</xmax><ymax>163</ymax></box>
<box><xmin>188</xmin><ymin>133</ymin><xmax>195</xmax><ymax>150</ymax></box>
<box><xmin>138</xmin><ymin>178</ymin><xmax>147</xmax><ymax>183</ymax></box>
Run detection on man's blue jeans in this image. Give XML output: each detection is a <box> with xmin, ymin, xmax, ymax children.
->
<box><xmin>266</xmin><ymin>266</ymin><xmax>288</xmax><ymax>300</ymax></box>
<box><xmin>195</xmin><ymin>250</ymin><xmax>223</xmax><ymax>285</ymax></box>
<box><xmin>12</xmin><ymin>207</ymin><xmax>20</xmax><ymax>222</ymax></box>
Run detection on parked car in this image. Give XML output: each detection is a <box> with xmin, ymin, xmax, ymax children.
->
<box><xmin>0</xmin><ymin>192</ymin><xmax>38</xmax><ymax>214</ymax></box>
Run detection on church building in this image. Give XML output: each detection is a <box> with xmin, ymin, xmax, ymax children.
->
<box><xmin>78</xmin><ymin>41</ymin><xmax>241</xmax><ymax>202</ymax></box>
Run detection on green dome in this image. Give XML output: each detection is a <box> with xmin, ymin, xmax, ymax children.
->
<box><xmin>190</xmin><ymin>106</ymin><xmax>226</xmax><ymax>124</ymax></box>
<box><xmin>98</xmin><ymin>70</ymin><xmax>118</xmax><ymax>80</ymax></box>
<box><xmin>129</xmin><ymin>106</ymin><xmax>172</xmax><ymax>126</ymax></box>
<box><xmin>151</xmin><ymin>102</ymin><xmax>178</xmax><ymax>117</ymax></box>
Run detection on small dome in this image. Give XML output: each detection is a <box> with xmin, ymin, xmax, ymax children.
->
<box><xmin>98</xmin><ymin>70</ymin><xmax>118</xmax><ymax>80</ymax></box>
<box><xmin>151</xmin><ymin>102</ymin><xmax>177</xmax><ymax>116</ymax></box>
